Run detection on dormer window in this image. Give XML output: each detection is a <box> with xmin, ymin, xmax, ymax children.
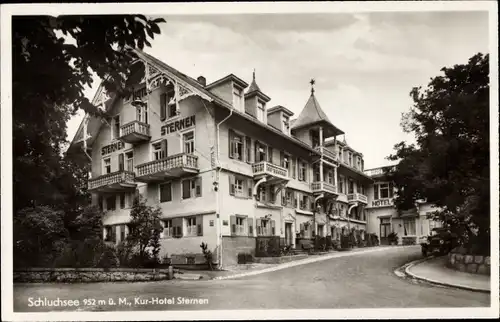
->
<box><xmin>233</xmin><ymin>87</ymin><xmax>244</xmax><ymax>112</ymax></box>
<box><xmin>257</xmin><ymin>101</ymin><xmax>265</xmax><ymax>123</ymax></box>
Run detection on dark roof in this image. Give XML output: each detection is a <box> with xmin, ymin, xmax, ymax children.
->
<box><xmin>205</xmin><ymin>73</ymin><xmax>249</xmax><ymax>90</ymax></box>
<box><xmin>267</xmin><ymin>105</ymin><xmax>294</xmax><ymax>116</ymax></box>
<box><xmin>244</xmin><ymin>70</ymin><xmax>270</xmax><ymax>102</ymax></box>
<box><xmin>291</xmin><ymin>92</ymin><xmax>344</xmax><ymax>136</ymax></box>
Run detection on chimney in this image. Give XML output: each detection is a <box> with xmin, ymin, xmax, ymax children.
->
<box><xmin>197</xmin><ymin>76</ymin><xmax>206</xmax><ymax>87</ymax></box>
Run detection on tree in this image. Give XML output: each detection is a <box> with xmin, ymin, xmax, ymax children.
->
<box><xmin>388</xmin><ymin>53</ymin><xmax>490</xmax><ymax>254</ymax></box>
<box><xmin>13</xmin><ymin>15</ymin><xmax>165</xmax><ymax>213</ymax></box>
<box><xmin>127</xmin><ymin>195</ymin><xmax>163</xmax><ymax>265</ymax></box>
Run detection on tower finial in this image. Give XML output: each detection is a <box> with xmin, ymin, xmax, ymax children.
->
<box><xmin>310</xmin><ymin>78</ymin><xmax>316</xmax><ymax>94</ymax></box>
<box><xmin>253</xmin><ymin>68</ymin><xmax>256</xmax><ymax>81</ymax></box>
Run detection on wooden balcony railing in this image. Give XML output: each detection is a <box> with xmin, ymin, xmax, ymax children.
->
<box><xmin>88</xmin><ymin>171</ymin><xmax>135</xmax><ymax>191</ymax></box>
<box><xmin>347</xmin><ymin>193</ymin><xmax>368</xmax><ymax>204</ymax></box>
<box><xmin>252</xmin><ymin>161</ymin><xmax>288</xmax><ymax>180</ymax></box>
<box><xmin>121</xmin><ymin>121</ymin><xmax>150</xmax><ymax>137</ymax></box>
<box><xmin>311</xmin><ymin>181</ymin><xmax>337</xmax><ymax>195</ymax></box>
<box><xmin>315</xmin><ymin>146</ymin><xmax>337</xmax><ymax>162</ymax></box>
<box><xmin>136</xmin><ymin>153</ymin><xmax>198</xmax><ymax>178</ymax></box>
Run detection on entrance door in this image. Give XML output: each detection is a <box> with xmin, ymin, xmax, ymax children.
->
<box><xmin>285</xmin><ymin>223</ymin><xmax>293</xmax><ymax>246</ymax></box>
<box><xmin>380</xmin><ymin>217</ymin><xmax>391</xmax><ymax>245</ymax></box>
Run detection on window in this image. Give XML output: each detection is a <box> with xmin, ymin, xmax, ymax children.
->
<box><xmin>327</xmin><ymin>170</ymin><xmax>334</xmax><ymax>184</ymax></box>
<box><xmin>186</xmin><ymin>217</ymin><xmax>197</xmax><ymax>236</ymax></box>
<box><xmin>159</xmin><ymin>182</ymin><xmax>172</xmax><ymax>202</ymax></box>
<box><xmin>374</xmin><ymin>183</ymin><xmax>391</xmax><ymax>199</ymax></box>
<box><xmin>234</xmin><ymin>178</ymin><xmax>244</xmax><ymax>196</ymax></box>
<box><xmin>136</xmin><ymin>105</ymin><xmax>148</xmax><ymax>124</ymax></box>
<box><xmin>245</xmin><ymin>137</ymin><xmax>252</xmax><ymax>163</ymax></box>
<box><xmin>229</xmin><ymin>175</ymin><xmax>252</xmax><ymax>198</ymax></box>
<box><xmin>298</xmin><ymin>160</ymin><xmax>307</xmax><ymax>182</ymax></box>
<box><xmin>338</xmin><ymin>148</ymin><xmax>343</xmax><ymax>161</ymax></box>
<box><xmin>153</xmin><ymin>140</ymin><xmax>167</xmax><ymax>160</ymax></box>
<box><xmin>233</xmin><ymin>87</ymin><xmax>244</xmax><ymax>112</ymax></box>
<box><xmin>348</xmin><ymin>152</ymin><xmax>352</xmax><ymax>166</ymax></box>
<box><xmin>281</xmin><ymin>152</ymin><xmax>290</xmax><ymax>170</ymax></box>
<box><xmin>160</xmin><ymin>86</ymin><xmax>176</xmax><ymax>121</ymax></box>
<box><xmin>104</xmin><ymin>225</ymin><xmax>116</xmax><ymax>242</ymax></box>
<box><xmin>282</xmin><ymin>189</ymin><xmax>293</xmax><ymax>207</ymax></box>
<box><xmin>256</xmin><ymin>185</ymin><xmax>266</xmax><ymax>202</ymax></box>
<box><xmin>119</xmin><ymin>224</ymin><xmax>127</xmax><ymax>242</ymax></box>
<box><xmin>256</xmin><ymin>101</ymin><xmax>265</xmax><ymax>122</ymax></box>
<box><xmin>313</xmin><ymin>164</ymin><xmax>321</xmax><ymax>182</ymax></box>
<box><xmin>348</xmin><ymin>180</ymin><xmax>354</xmax><ymax>194</ymax></box>
<box><xmin>339</xmin><ymin>176</ymin><xmax>344</xmax><ymax>194</ymax></box>
<box><xmin>300</xmin><ymin>195</ymin><xmax>309</xmax><ymax>210</ymax></box>
<box><xmin>403</xmin><ymin>218</ymin><xmax>416</xmax><ymax>236</ymax></box>
<box><xmin>182</xmin><ymin>131</ymin><xmax>195</xmax><ymax>154</ymax></box>
<box><xmin>182</xmin><ymin>177</ymin><xmax>202</xmax><ymax>199</ymax></box>
<box><xmin>103</xmin><ymin>158</ymin><xmax>111</xmax><ymax>174</ymax></box>
<box><xmin>229</xmin><ymin>131</ymin><xmax>244</xmax><ymax>160</ymax></box>
<box><xmin>120</xmin><ymin>193</ymin><xmax>126</xmax><ymax>209</ymax></box>
<box><xmin>125</xmin><ymin>151</ymin><xmax>134</xmax><ymax>172</ymax></box>
<box><xmin>161</xmin><ymin>219</ymin><xmax>173</xmax><ymax>238</ymax></box>
<box><xmin>112</xmin><ymin>115</ymin><xmax>120</xmax><ymax>139</ymax></box>
<box><xmin>106</xmin><ymin>196</ymin><xmax>116</xmax><ymax>211</ymax></box>
<box><xmin>257</xmin><ymin>219</ymin><xmax>274</xmax><ymax>236</ymax></box>
<box><xmin>254</xmin><ymin>141</ymin><xmax>267</xmax><ymax>162</ymax></box>
<box><xmin>236</xmin><ymin>217</ymin><xmax>245</xmax><ymax>234</ymax></box>
<box><xmin>357</xmin><ymin>157</ymin><xmax>362</xmax><ymax>170</ymax></box>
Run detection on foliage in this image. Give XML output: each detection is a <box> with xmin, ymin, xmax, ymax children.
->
<box><xmin>402</xmin><ymin>237</ymin><xmax>417</xmax><ymax>246</ymax></box>
<box><xmin>255</xmin><ymin>236</ymin><xmax>281</xmax><ymax>257</ymax></box>
<box><xmin>13</xmin><ymin>206</ymin><xmax>68</xmax><ymax>267</ymax></box>
<box><xmin>388</xmin><ymin>232</ymin><xmax>399</xmax><ymax>244</ymax></box>
<box><xmin>126</xmin><ymin>195</ymin><xmax>163</xmax><ymax>265</ymax></box>
<box><xmin>13</xmin><ymin>14</ymin><xmax>165</xmax><ymax>213</ymax></box>
<box><xmin>200</xmin><ymin>242</ymin><xmax>214</xmax><ymax>270</ymax></box>
<box><xmin>388</xmin><ymin>53</ymin><xmax>490</xmax><ymax>254</ymax></box>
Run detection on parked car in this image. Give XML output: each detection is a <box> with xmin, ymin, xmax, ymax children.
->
<box><xmin>420</xmin><ymin>228</ymin><xmax>459</xmax><ymax>257</ymax></box>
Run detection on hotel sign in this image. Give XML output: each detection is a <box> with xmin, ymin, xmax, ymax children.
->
<box><xmin>371</xmin><ymin>198</ymin><xmax>394</xmax><ymax>208</ymax></box>
<box><xmin>101</xmin><ymin>141</ymin><xmax>124</xmax><ymax>156</ymax></box>
<box><xmin>161</xmin><ymin>115</ymin><xmax>196</xmax><ymax>136</ymax></box>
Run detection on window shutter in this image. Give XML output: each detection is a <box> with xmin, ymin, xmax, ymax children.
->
<box><xmin>256</xmin><ymin>219</ymin><xmax>262</xmax><ymax>236</ymax></box>
<box><xmin>242</xmin><ymin>136</ymin><xmax>247</xmax><ymax>162</ymax></box>
<box><xmin>280</xmin><ymin>151</ymin><xmax>284</xmax><ymax>167</ymax></box>
<box><xmin>229</xmin><ymin>174</ymin><xmax>235</xmax><ymax>196</ymax></box>
<box><xmin>247</xmin><ymin>179</ymin><xmax>253</xmax><ymax>198</ymax></box>
<box><xmin>254</xmin><ymin>141</ymin><xmax>259</xmax><ymax>162</ymax></box>
<box><xmin>389</xmin><ymin>182</ymin><xmax>394</xmax><ymax>198</ymax></box>
<box><xmin>161</xmin><ymin>139</ymin><xmax>168</xmax><ymax>158</ymax></box>
<box><xmin>300</xmin><ymin>223</ymin><xmax>305</xmax><ymax>237</ymax></box>
<box><xmin>195</xmin><ymin>177</ymin><xmax>202</xmax><ymax>197</ymax></box>
<box><xmin>292</xmin><ymin>158</ymin><xmax>296</xmax><ymax>179</ymax></box>
<box><xmin>182</xmin><ymin>180</ymin><xmax>190</xmax><ymax>199</ymax></box>
<box><xmin>246</xmin><ymin>137</ymin><xmax>252</xmax><ymax>164</ymax></box>
<box><xmin>248</xmin><ymin>218</ymin><xmax>254</xmax><ymax>236</ymax></box>
<box><xmin>160</xmin><ymin>93</ymin><xmax>167</xmax><ymax>121</ymax></box>
<box><xmin>268</xmin><ymin>147</ymin><xmax>273</xmax><ymax>164</ymax></box>
<box><xmin>228</xmin><ymin>129</ymin><xmax>234</xmax><ymax>158</ymax></box>
<box><xmin>118</xmin><ymin>153</ymin><xmax>124</xmax><ymax>171</ymax></box>
<box><xmin>133</xmin><ymin>189</ymin><xmax>140</xmax><ymax>205</ymax></box>
<box><xmin>282</xmin><ymin>191</ymin><xmax>287</xmax><ymax>206</ymax></box>
<box><xmin>374</xmin><ymin>185</ymin><xmax>379</xmax><ymax>200</ymax></box>
<box><xmin>230</xmin><ymin>215</ymin><xmax>236</xmax><ymax>236</ymax></box>
<box><xmin>271</xmin><ymin>220</ymin><xmax>276</xmax><ymax>236</ymax></box>
<box><xmin>197</xmin><ymin>215</ymin><xmax>203</xmax><ymax>236</ymax></box>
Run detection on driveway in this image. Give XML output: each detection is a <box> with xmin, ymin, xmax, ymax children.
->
<box><xmin>13</xmin><ymin>245</ymin><xmax>490</xmax><ymax>311</ymax></box>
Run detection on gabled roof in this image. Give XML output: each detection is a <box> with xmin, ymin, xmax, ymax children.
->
<box><xmin>244</xmin><ymin>70</ymin><xmax>270</xmax><ymax>102</ymax></box>
<box><xmin>267</xmin><ymin>105</ymin><xmax>294</xmax><ymax>117</ymax></box>
<box><xmin>205</xmin><ymin>73</ymin><xmax>248</xmax><ymax>90</ymax></box>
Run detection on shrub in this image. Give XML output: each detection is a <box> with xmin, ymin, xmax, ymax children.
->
<box><xmin>237</xmin><ymin>253</ymin><xmax>254</xmax><ymax>264</ymax></box>
<box><xmin>96</xmin><ymin>247</ymin><xmax>119</xmax><ymax>268</ymax></box>
<box><xmin>200</xmin><ymin>242</ymin><xmax>214</xmax><ymax>270</ymax></box>
<box><xmin>388</xmin><ymin>232</ymin><xmax>398</xmax><ymax>244</ymax></box>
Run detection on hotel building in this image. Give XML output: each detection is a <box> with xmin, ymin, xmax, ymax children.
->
<box><xmin>70</xmin><ymin>50</ymin><xmax>431</xmax><ymax>266</ymax></box>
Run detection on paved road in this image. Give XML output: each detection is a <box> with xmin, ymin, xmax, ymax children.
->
<box><xmin>13</xmin><ymin>246</ymin><xmax>490</xmax><ymax>311</ymax></box>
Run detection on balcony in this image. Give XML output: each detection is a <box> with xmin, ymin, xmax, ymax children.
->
<box><xmin>119</xmin><ymin>121</ymin><xmax>151</xmax><ymax>144</ymax></box>
<box><xmin>135</xmin><ymin>153</ymin><xmax>199</xmax><ymax>183</ymax></box>
<box><xmin>347</xmin><ymin>193</ymin><xmax>368</xmax><ymax>204</ymax></box>
<box><xmin>252</xmin><ymin>161</ymin><xmax>288</xmax><ymax>183</ymax></box>
<box><xmin>311</xmin><ymin>181</ymin><xmax>337</xmax><ymax>196</ymax></box>
<box><xmin>315</xmin><ymin>146</ymin><xmax>337</xmax><ymax>163</ymax></box>
<box><xmin>88</xmin><ymin>171</ymin><xmax>136</xmax><ymax>192</ymax></box>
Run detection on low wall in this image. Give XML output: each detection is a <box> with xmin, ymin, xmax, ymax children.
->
<box><xmin>222</xmin><ymin>236</ymin><xmax>256</xmax><ymax>266</ymax></box>
<box><xmin>447</xmin><ymin>251</ymin><xmax>490</xmax><ymax>276</ymax></box>
<box><xmin>14</xmin><ymin>267</ymin><xmax>174</xmax><ymax>283</ymax></box>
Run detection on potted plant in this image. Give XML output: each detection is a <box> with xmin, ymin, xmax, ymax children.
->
<box><xmin>388</xmin><ymin>232</ymin><xmax>399</xmax><ymax>245</ymax></box>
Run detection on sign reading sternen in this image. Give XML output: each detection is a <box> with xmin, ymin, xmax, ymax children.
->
<box><xmin>101</xmin><ymin>141</ymin><xmax>124</xmax><ymax>156</ymax></box>
<box><xmin>161</xmin><ymin>115</ymin><xmax>196</xmax><ymax>136</ymax></box>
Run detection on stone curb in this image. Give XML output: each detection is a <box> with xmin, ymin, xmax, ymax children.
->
<box><xmin>402</xmin><ymin>256</ymin><xmax>490</xmax><ymax>293</ymax></box>
<box><xmin>212</xmin><ymin>246</ymin><xmax>401</xmax><ymax>281</ymax></box>
<box><xmin>174</xmin><ymin>273</ymin><xmax>203</xmax><ymax>280</ymax></box>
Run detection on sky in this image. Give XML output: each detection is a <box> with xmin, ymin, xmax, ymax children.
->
<box><xmin>66</xmin><ymin>11</ymin><xmax>489</xmax><ymax>169</ymax></box>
